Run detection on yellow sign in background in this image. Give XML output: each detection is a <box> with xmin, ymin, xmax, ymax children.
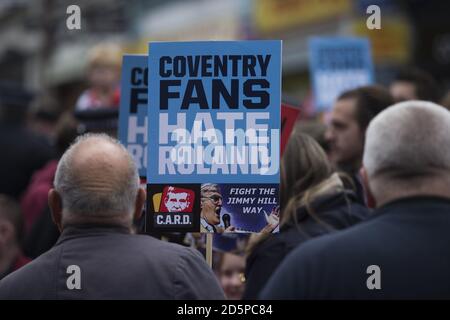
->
<box><xmin>253</xmin><ymin>0</ymin><xmax>351</xmax><ymax>33</ymax></box>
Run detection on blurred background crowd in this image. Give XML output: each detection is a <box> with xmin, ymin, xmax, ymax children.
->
<box><xmin>1</xmin><ymin>0</ymin><xmax>450</xmax><ymax>299</ymax></box>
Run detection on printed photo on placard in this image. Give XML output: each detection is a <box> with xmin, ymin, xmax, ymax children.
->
<box><xmin>146</xmin><ymin>184</ymin><xmax>200</xmax><ymax>232</ymax></box>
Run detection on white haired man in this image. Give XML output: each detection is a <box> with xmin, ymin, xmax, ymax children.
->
<box><xmin>262</xmin><ymin>101</ymin><xmax>450</xmax><ymax>299</ymax></box>
<box><xmin>200</xmin><ymin>184</ymin><xmax>235</xmax><ymax>233</ymax></box>
<box><xmin>0</xmin><ymin>134</ymin><xmax>224</xmax><ymax>299</ymax></box>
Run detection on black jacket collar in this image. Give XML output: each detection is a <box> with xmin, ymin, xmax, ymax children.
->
<box><xmin>375</xmin><ymin>196</ymin><xmax>450</xmax><ymax>216</ymax></box>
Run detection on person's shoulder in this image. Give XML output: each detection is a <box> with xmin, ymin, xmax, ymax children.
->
<box><xmin>318</xmin><ymin>190</ymin><xmax>370</xmax><ymax>219</ymax></box>
<box><xmin>246</xmin><ymin>236</ymin><xmax>279</xmax><ymax>269</ymax></box>
<box><xmin>129</xmin><ymin>235</ymin><xmax>224</xmax><ymax>299</ymax></box>
<box><xmin>288</xmin><ymin>214</ymin><xmax>382</xmax><ymax>264</ymax></box>
<box><xmin>260</xmin><ymin>222</ymin><xmax>378</xmax><ymax>300</ymax></box>
<box><xmin>347</xmin><ymin>201</ymin><xmax>372</xmax><ymax>220</ymax></box>
<box><xmin>131</xmin><ymin>233</ymin><xmax>183</xmax><ymax>250</ymax></box>
<box><xmin>248</xmin><ymin>233</ymin><xmax>292</xmax><ymax>263</ymax></box>
<box><xmin>131</xmin><ymin>234</ymin><xmax>205</xmax><ymax>262</ymax></box>
<box><xmin>87</xmin><ymin>232</ymin><xmax>204</xmax><ymax>266</ymax></box>
<box><xmin>5</xmin><ymin>127</ymin><xmax>52</xmax><ymax>154</ymax></box>
<box><xmin>321</xmin><ymin>201</ymin><xmax>371</xmax><ymax>228</ymax></box>
<box><xmin>0</xmin><ymin>247</ymin><xmax>62</xmax><ymax>299</ymax></box>
<box><xmin>119</xmin><ymin>234</ymin><xmax>211</xmax><ymax>275</ymax></box>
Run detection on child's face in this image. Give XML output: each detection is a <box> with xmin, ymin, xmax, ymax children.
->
<box><xmin>219</xmin><ymin>253</ymin><xmax>245</xmax><ymax>300</ymax></box>
<box><xmin>89</xmin><ymin>64</ymin><xmax>119</xmax><ymax>89</ymax></box>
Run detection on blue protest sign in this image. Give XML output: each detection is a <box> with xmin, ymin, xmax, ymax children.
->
<box><xmin>147</xmin><ymin>41</ymin><xmax>281</xmax><ymax>233</ymax></box>
<box><xmin>309</xmin><ymin>37</ymin><xmax>374</xmax><ymax>112</ymax></box>
<box><xmin>118</xmin><ymin>54</ymin><xmax>148</xmax><ymax>178</ymax></box>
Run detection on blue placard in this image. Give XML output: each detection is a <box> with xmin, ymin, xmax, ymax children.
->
<box><xmin>146</xmin><ymin>41</ymin><xmax>281</xmax><ymax>233</ymax></box>
<box><xmin>213</xmin><ymin>233</ymin><xmax>249</xmax><ymax>253</ymax></box>
<box><xmin>309</xmin><ymin>37</ymin><xmax>374</xmax><ymax>112</ymax></box>
<box><xmin>118</xmin><ymin>54</ymin><xmax>148</xmax><ymax>177</ymax></box>
<box><xmin>147</xmin><ymin>41</ymin><xmax>281</xmax><ymax>184</ymax></box>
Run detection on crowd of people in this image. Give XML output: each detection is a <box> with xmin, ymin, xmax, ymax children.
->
<box><xmin>1</xmin><ymin>42</ymin><xmax>450</xmax><ymax>299</ymax></box>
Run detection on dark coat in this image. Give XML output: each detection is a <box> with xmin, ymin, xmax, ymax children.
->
<box><xmin>243</xmin><ymin>190</ymin><xmax>370</xmax><ymax>299</ymax></box>
<box><xmin>0</xmin><ymin>124</ymin><xmax>55</xmax><ymax>199</ymax></box>
<box><xmin>0</xmin><ymin>225</ymin><xmax>225</xmax><ymax>300</ymax></box>
<box><xmin>261</xmin><ymin>197</ymin><xmax>450</xmax><ymax>299</ymax></box>
<box><xmin>23</xmin><ymin>207</ymin><xmax>60</xmax><ymax>259</ymax></box>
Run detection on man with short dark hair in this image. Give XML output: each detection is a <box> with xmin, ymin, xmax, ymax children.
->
<box><xmin>261</xmin><ymin>101</ymin><xmax>450</xmax><ymax>299</ymax></box>
<box><xmin>0</xmin><ymin>134</ymin><xmax>224</xmax><ymax>299</ymax></box>
<box><xmin>325</xmin><ymin>85</ymin><xmax>394</xmax><ymax>203</ymax></box>
<box><xmin>390</xmin><ymin>67</ymin><xmax>439</xmax><ymax>102</ymax></box>
<box><xmin>0</xmin><ymin>84</ymin><xmax>55</xmax><ymax>199</ymax></box>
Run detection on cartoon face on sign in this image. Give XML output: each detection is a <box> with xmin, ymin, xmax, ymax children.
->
<box><xmin>160</xmin><ymin>186</ymin><xmax>194</xmax><ymax>213</ymax></box>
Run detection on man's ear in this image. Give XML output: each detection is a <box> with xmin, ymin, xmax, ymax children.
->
<box><xmin>360</xmin><ymin>166</ymin><xmax>376</xmax><ymax>209</ymax></box>
<box><xmin>48</xmin><ymin>189</ymin><xmax>63</xmax><ymax>232</ymax></box>
<box><xmin>134</xmin><ymin>188</ymin><xmax>146</xmax><ymax>221</ymax></box>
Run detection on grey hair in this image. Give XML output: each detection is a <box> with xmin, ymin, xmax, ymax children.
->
<box><xmin>54</xmin><ymin>133</ymin><xmax>139</xmax><ymax>222</ymax></box>
<box><xmin>201</xmin><ymin>183</ymin><xmax>220</xmax><ymax>197</ymax></box>
<box><xmin>363</xmin><ymin>101</ymin><xmax>450</xmax><ymax>179</ymax></box>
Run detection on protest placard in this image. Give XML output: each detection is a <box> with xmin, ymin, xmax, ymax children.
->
<box><xmin>280</xmin><ymin>102</ymin><xmax>300</xmax><ymax>155</ymax></box>
<box><xmin>309</xmin><ymin>37</ymin><xmax>374</xmax><ymax>112</ymax></box>
<box><xmin>146</xmin><ymin>41</ymin><xmax>281</xmax><ymax>233</ymax></box>
<box><xmin>118</xmin><ymin>54</ymin><xmax>148</xmax><ymax>178</ymax></box>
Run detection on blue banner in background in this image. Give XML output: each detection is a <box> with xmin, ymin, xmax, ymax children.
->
<box><xmin>118</xmin><ymin>54</ymin><xmax>148</xmax><ymax>177</ymax></box>
<box><xmin>309</xmin><ymin>37</ymin><xmax>374</xmax><ymax>112</ymax></box>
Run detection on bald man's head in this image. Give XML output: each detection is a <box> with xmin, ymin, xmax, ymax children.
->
<box><xmin>362</xmin><ymin>101</ymin><xmax>450</xmax><ymax>206</ymax></box>
<box><xmin>52</xmin><ymin>134</ymin><xmax>143</xmax><ymax>229</ymax></box>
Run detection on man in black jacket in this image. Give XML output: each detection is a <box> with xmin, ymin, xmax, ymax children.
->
<box><xmin>0</xmin><ymin>84</ymin><xmax>55</xmax><ymax>199</ymax></box>
<box><xmin>261</xmin><ymin>101</ymin><xmax>450</xmax><ymax>299</ymax></box>
<box><xmin>0</xmin><ymin>133</ymin><xmax>224</xmax><ymax>299</ymax></box>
